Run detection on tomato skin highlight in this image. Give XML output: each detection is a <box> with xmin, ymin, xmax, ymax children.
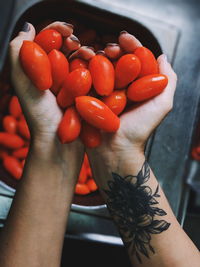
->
<box><xmin>75</xmin><ymin>96</ymin><xmax>120</xmax><ymax>132</ymax></box>
<box><xmin>20</xmin><ymin>41</ymin><xmax>52</xmax><ymax>90</ymax></box>
<box><xmin>134</xmin><ymin>46</ymin><xmax>159</xmax><ymax>77</ymax></box>
<box><xmin>115</xmin><ymin>54</ymin><xmax>141</xmax><ymax>89</ymax></box>
<box><xmin>102</xmin><ymin>90</ymin><xmax>127</xmax><ymax>115</ymax></box>
<box><xmin>3</xmin><ymin>115</ymin><xmax>17</xmax><ymax>134</ymax></box>
<box><xmin>69</xmin><ymin>58</ymin><xmax>88</xmax><ymax>72</ymax></box>
<box><xmin>9</xmin><ymin>96</ymin><xmax>22</xmax><ymax>118</ymax></box>
<box><xmin>75</xmin><ymin>183</ymin><xmax>90</xmax><ymax>195</ymax></box>
<box><xmin>3</xmin><ymin>155</ymin><xmax>23</xmax><ymax>180</ymax></box>
<box><xmin>80</xmin><ymin>121</ymin><xmax>102</xmax><ymax>148</ymax></box>
<box><xmin>48</xmin><ymin>49</ymin><xmax>69</xmax><ymax>95</ymax></box>
<box><xmin>57</xmin><ymin>68</ymin><xmax>92</xmax><ymax>108</ymax></box>
<box><xmin>34</xmin><ymin>29</ymin><xmax>62</xmax><ymax>53</ymax></box>
<box><xmin>0</xmin><ymin>132</ymin><xmax>24</xmax><ymax>149</ymax></box>
<box><xmin>89</xmin><ymin>55</ymin><xmax>115</xmax><ymax>96</ymax></box>
<box><xmin>57</xmin><ymin>107</ymin><xmax>81</xmax><ymax>144</ymax></box>
<box><xmin>127</xmin><ymin>74</ymin><xmax>168</xmax><ymax>102</ymax></box>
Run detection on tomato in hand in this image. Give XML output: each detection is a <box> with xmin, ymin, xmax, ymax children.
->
<box><xmin>48</xmin><ymin>49</ymin><xmax>69</xmax><ymax>95</ymax></box>
<box><xmin>0</xmin><ymin>132</ymin><xmax>24</xmax><ymax>149</ymax></box>
<box><xmin>3</xmin><ymin>115</ymin><xmax>17</xmax><ymax>134</ymax></box>
<box><xmin>69</xmin><ymin>58</ymin><xmax>88</xmax><ymax>72</ymax></box>
<box><xmin>17</xmin><ymin>118</ymin><xmax>30</xmax><ymax>140</ymax></box>
<box><xmin>20</xmin><ymin>41</ymin><xmax>52</xmax><ymax>90</ymax></box>
<box><xmin>9</xmin><ymin>96</ymin><xmax>22</xmax><ymax>118</ymax></box>
<box><xmin>75</xmin><ymin>183</ymin><xmax>90</xmax><ymax>195</ymax></box>
<box><xmin>12</xmin><ymin>147</ymin><xmax>29</xmax><ymax>159</ymax></box>
<box><xmin>57</xmin><ymin>107</ymin><xmax>81</xmax><ymax>144</ymax></box>
<box><xmin>34</xmin><ymin>29</ymin><xmax>62</xmax><ymax>53</ymax></box>
<box><xmin>89</xmin><ymin>55</ymin><xmax>115</xmax><ymax>96</ymax></box>
<box><xmin>78</xmin><ymin>163</ymin><xmax>88</xmax><ymax>184</ymax></box>
<box><xmin>3</xmin><ymin>155</ymin><xmax>23</xmax><ymax>180</ymax></box>
<box><xmin>115</xmin><ymin>54</ymin><xmax>141</xmax><ymax>89</ymax></box>
<box><xmin>86</xmin><ymin>178</ymin><xmax>98</xmax><ymax>192</ymax></box>
<box><xmin>75</xmin><ymin>96</ymin><xmax>120</xmax><ymax>132</ymax></box>
<box><xmin>57</xmin><ymin>68</ymin><xmax>92</xmax><ymax>108</ymax></box>
<box><xmin>127</xmin><ymin>74</ymin><xmax>168</xmax><ymax>102</ymax></box>
<box><xmin>80</xmin><ymin>121</ymin><xmax>102</xmax><ymax>148</ymax></box>
<box><xmin>102</xmin><ymin>90</ymin><xmax>127</xmax><ymax>115</ymax></box>
<box><xmin>134</xmin><ymin>46</ymin><xmax>159</xmax><ymax>77</ymax></box>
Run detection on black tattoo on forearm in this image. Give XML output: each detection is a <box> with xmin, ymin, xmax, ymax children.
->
<box><xmin>104</xmin><ymin>161</ymin><xmax>170</xmax><ymax>263</ymax></box>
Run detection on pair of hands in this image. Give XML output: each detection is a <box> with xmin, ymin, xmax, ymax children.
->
<box><xmin>9</xmin><ymin>21</ymin><xmax>177</xmax><ymax>184</ymax></box>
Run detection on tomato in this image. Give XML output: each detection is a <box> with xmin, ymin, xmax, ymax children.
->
<box><xmin>80</xmin><ymin>121</ymin><xmax>102</xmax><ymax>148</ymax></box>
<box><xmin>20</xmin><ymin>41</ymin><xmax>52</xmax><ymax>90</ymax></box>
<box><xmin>12</xmin><ymin>147</ymin><xmax>29</xmax><ymax>159</ymax></box>
<box><xmin>18</xmin><ymin>118</ymin><xmax>30</xmax><ymax>140</ymax></box>
<box><xmin>57</xmin><ymin>107</ymin><xmax>81</xmax><ymax>144</ymax></box>
<box><xmin>75</xmin><ymin>96</ymin><xmax>120</xmax><ymax>132</ymax></box>
<box><xmin>102</xmin><ymin>90</ymin><xmax>127</xmax><ymax>115</ymax></box>
<box><xmin>83</xmin><ymin>153</ymin><xmax>90</xmax><ymax>169</ymax></box>
<box><xmin>75</xmin><ymin>183</ymin><xmax>90</xmax><ymax>195</ymax></box>
<box><xmin>87</xmin><ymin>178</ymin><xmax>98</xmax><ymax>192</ymax></box>
<box><xmin>3</xmin><ymin>155</ymin><xmax>23</xmax><ymax>180</ymax></box>
<box><xmin>34</xmin><ymin>29</ymin><xmax>62</xmax><ymax>53</ymax></box>
<box><xmin>0</xmin><ymin>132</ymin><xmax>24</xmax><ymax>149</ymax></box>
<box><xmin>115</xmin><ymin>54</ymin><xmax>141</xmax><ymax>89</ymax></box>
<box><xmin>9</xmin><ymin>96</ymin><xmax>22</xmax><ymax>118</ymax></box>
<box><xmin>127</xmin><ymin>74</ymin><xmax>168</xmax><ymax>102</ymax></box>
<box><xmin>48</xmin><ymin>49</ymin><xmax>69</xmax><ymax>95</ymax></box>
<box><xmin>89</xmin><ymin>55</ymin><xmax>115</xmax><ymax>96</ymax></box>
<box><xmin>21</xmin><ymin>159</ymin><xmax>26</xmax><ymax>168</ymax></box>
<box><xmin>69</xmin><ymin>58</ymin><xmax>88</xmax><ymax>72</ymax></box>
<box><xmin>3</xmin><ymin>115</ymin><xmax>17</xmax><ymax>134</ymax></box>
<box><xmin>134</xmin><ymin>46</ymin><xmax>159</xmax><ymax>77</ymax></box>
<box><xmin>0</xmin><ymin>148</ymin><xmax>8</xmax><ymax>160</ymax></box>
<box><xmin>57</xmin><ymin>68</ymin><xmax>92</xmax><ymax>108</ymax></box>
<box><xmin>191</xmin><ymin>147</ymin><xmax>200</xmax><ymax>161</ymax></box>
<box><xmin>78</xmin><ymin>163</ymin><xmax>88</xmax><ymax>184</ymax></box>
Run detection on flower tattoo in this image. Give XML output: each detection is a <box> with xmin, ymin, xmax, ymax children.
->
<box><xmin>104</xmin><ymin>161</ymin><xmax>170</xmax><ymax>263</ymax></box>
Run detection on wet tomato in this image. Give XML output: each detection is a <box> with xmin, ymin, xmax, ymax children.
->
<box><xmin>102</xmin><ymin>90</ymin><xmax>127</xmax><ymax>115</ymax></box>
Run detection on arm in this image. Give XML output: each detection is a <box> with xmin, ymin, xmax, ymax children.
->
<box><xmin>0</xmin><ymin>22</ymin><xmax>87</xmax><ymax>267</ymax></box>
<box><xmin>87</xmin><ymin>33</ymin><xmax>200</xmax><ymax>266</ymax></box>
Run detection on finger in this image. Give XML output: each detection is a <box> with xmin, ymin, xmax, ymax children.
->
<box><xmin>118</xmin><ymin>31</ymin><xmax>142</xmax><ymax>53</ymax></box>
<box><xmin>10</xmin><ymin>22</ymin><xmax>36</xmax><ymax>67</ymax></box>
<box><xmin>62</xmin><ymin>34</ymin><xmax>81</xmax><ymax>56</ymax></box>
<box><xmin>104</xmin><ymin>43</ymin><xmax>123</xmax><ymax>60</ymax></box>
<box><xmin>42</xmin><ymin>21</ymin><xmax>73</xmax><ymax>37</ymax></box>
<box><xmin>69</xmin><ymin>46</ymin><xmax>95</xmax><ymax>61</ymax></box>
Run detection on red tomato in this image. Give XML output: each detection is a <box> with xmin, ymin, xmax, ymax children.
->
<box><xmin>69</xmin><ymin>58</ymin><xmax>88</xmax><ymax>72</ymax></box>
<box><xmin>20</xmin><ymin>41</ymin><xmax>52</xmax><ymax>90</ymax></box>
<box><xmin>3</xmin><ymin>115</ymin><xmax>17</xmax><ymax>134</ymax></box>
<box><xmin>102</xmin><ymin>90</ymin><xmax>127</xmax><ymax>115</ymax></box>
<box><xmin>75</xmin><ymin>96</ymin><xmax>120</xmax><ymax>132</ymax></box>
<box><xmin>57</xmin><ymin>68</ymin><xmax>92</xmax><ymax>108</ymax></box>
<box><xmin>21</xmin><ymin>159</ymin><xmax>26</xmax><ymax>168</ymax></box>
<box><xmin>134</xmin><ymin>46</ymin><xmax>158</xmax><ymax>77</ymax></box>
<box><xmin>57</xmin><ymin>107</ymin><xmax>81</xmax><ymax>144</ymax></box>
<box><xmin>12</xmin><ymin>147</ymin><xmax>29</xmax><ymax>159</ymax></box>
<box><xmin>75</xmin><ymin>183</ymin><xmax>90</xmax><ymax>195</ymax></box>
<box><xmin>9</xmin><ymin>96</ymin><xmax>22</xmax><ymax>118</ymax></box>
<box><xmin>18</xmin><ymin>118</ymin><xmax>30</xmax><ymax>140</ymax></box>
<box><xmin>83</xmin><ymin>153</ymin><xmax>90</xmax><ymax>169</ymax></box>
<box><xmin>34</xmin><ymin>29</ymin><xmax>62</xmax><ymax>53</ymax></box>
<box><xmin>127</xmin><ymin>74</ymin><xmax>168</xmax><ymax>102</ymax></box>
<box><xmin>78</xmin><ymin>164</ymin><xmax>88</xmax><ymax>184</ymax></box>
<box><xmin>80</xmin><ymin>121</ymin><xmax>102</xmax><ymax>148</ymax></box>
<box><xmin>87</xmin><ymin>178</ymin><xmax>98</xmax><ymax>192</ymax></box>
<box><xmin>89</xmin><ymin>55</ymin><xmax>115</xmax><ymax>96</ymax></box>
<box><xmin>3</xmin><ymin>156</ymin><xmax>23</xmax><ymax>180</ymax></box>
<box><xmin>0</xmin><ymin>148</ymin><xmax>8</xmax><ymax>160</ymax></box>
<box><xmin>0</xmin><ymin>132</ymin><xmax>24</xmax><ymax>149</ymax></box>
<box><xmin>48</xmin><ymin>49</ymin><xmax>69</xmax><ymax>95</ymax></box>
<box><xmin>191</xmin><ymin>147</ymin><xmax>200</xmax><ymax>161</ymax></box>
<box><xmin>115</xmin><ymin>54</ymin><xmax>141</xmax><ymax>89</ymax></box>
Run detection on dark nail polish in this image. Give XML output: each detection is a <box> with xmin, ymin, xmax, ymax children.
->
<box><xmin>70</xmin><ymin>36</ymin><xmax>80</xmax><ymax>43</ymax></box>
<box><xmin>63</xmin><ymin>22</ymin><xmax>74</xmax><ymax>29</ymax></box>
<box><xmin>106</xmin><ymin>43</ymin><xmax>119</xmax><ymax>47</ymax></box>
<box><xmin>21</xmin><ymin>22</ymin><xmax>30</xmax><ymax>32</ymax></box>
<box><xmin>120</xmin><ymin>30</ymin><xmax>128</xmax><ymax>35</ymax></box>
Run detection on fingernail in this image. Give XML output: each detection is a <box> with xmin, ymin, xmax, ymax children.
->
<box><xmin>106</xmin><ymin>43</ymin><xmax>119</xmax><ymax>47</ymax></box>
<box><xmin>96</xmin><ymin>50</ymin><xmax>106</xmax><ymax>55</ymax></box>
<box><xmin>21</xmin><ymin>22</ymin><xmax>30</xmax><ymax>32</ymax></box>
<box><xmin>162</xmin><ymin>54</ymin><xmax>168</xmax><ymax>61</ymax></box>
<box><xmin>70</xmin><ymin>36</ymin><xmax>80</xmax><ymax>43</ymax></box>
<box><xmin>63</xmin><ymin>22</ymin><xmax>74</xmax><ymax>29</ymax></box>
<box><xmin>86</xmin><ymin>46</ymin><xmax>95</xmax><ymax>51</ymax></box>
<box><xmin>120</xmin><ymin>30</ymin><xmax>128</xmax><ymax>35</ymax></box>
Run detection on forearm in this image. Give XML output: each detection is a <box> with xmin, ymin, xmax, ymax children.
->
<box><xmin>88</xmin><ymin>150</ymin><xmax>200</xmax><ymax>267</ymax></box>
<box><xmin>0</xmin><ymin>136</ymin><xmax>83</xmax><ymax>267</ymax></box>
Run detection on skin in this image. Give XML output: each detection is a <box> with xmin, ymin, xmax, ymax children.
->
<box><xmin>0</xmin><ymin>22</ymin><xmax>199</xmax><ymax>267</ymax></box>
